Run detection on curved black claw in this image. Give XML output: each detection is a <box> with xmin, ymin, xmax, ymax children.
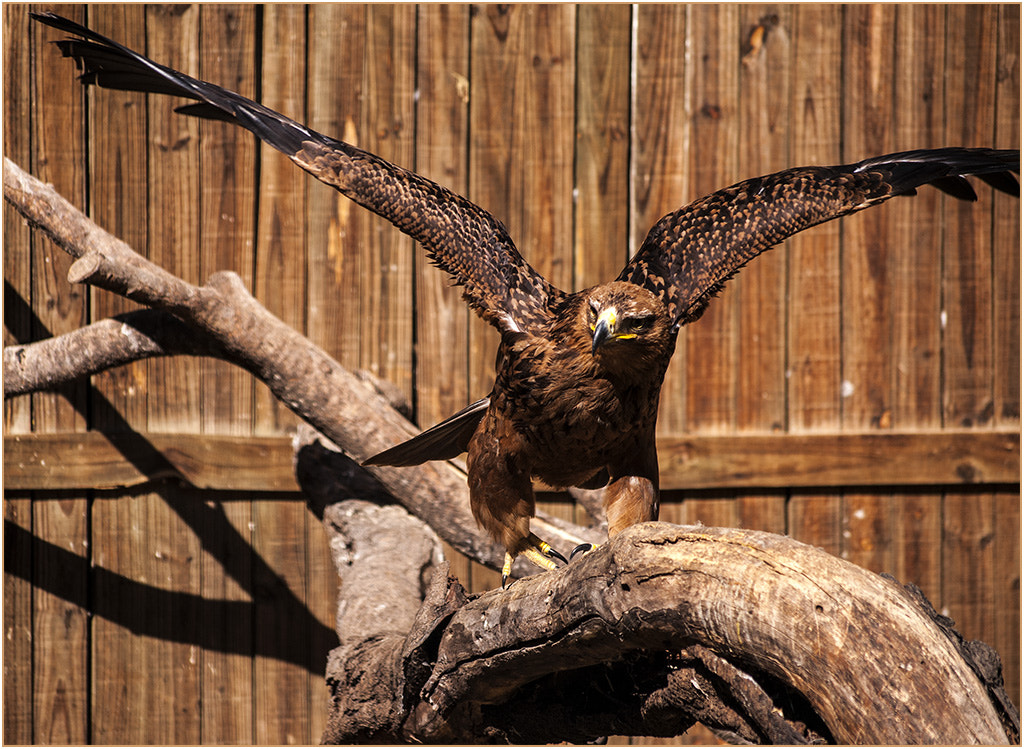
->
<box><xmin>546</xmin><ymin>546</ymin><xmax>568</xmax><ymax>565</ymax></box>
<box><xmin>571</xmin><ymin>543</ymin><xmax>598</xmax><ymax>560</ymax></box>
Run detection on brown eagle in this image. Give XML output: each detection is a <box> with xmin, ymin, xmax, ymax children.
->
<box><xmin>35</xmin><ymin>12</ymin><xmax>1019</xmax><ymax>587</ymax></box>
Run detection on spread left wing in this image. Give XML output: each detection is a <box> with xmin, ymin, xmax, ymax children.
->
<box><xmin>32</xmin><ymin>12</ymin><xmax>567</xmax><ymax>335</ymax></box>
<box><xmin>618</xmin><ymin>148</ymin><xmax>1019</xmax><ymax>329</ymax></box>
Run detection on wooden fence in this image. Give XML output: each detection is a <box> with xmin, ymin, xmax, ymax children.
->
<box><xmin>4</xmin><ymin>3</ymin><xmax>1020</xmax><ymax>744</ymax></box>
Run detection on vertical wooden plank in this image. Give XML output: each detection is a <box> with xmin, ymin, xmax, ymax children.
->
<box><xmin>890</xmin><ymin>5</ymin><xmax>944</xmax><ymax>428</ymax></box>
<box><xmin>145</xmin><ymin>3</ymin><xmax>202</xmax><ymax>435</ymax></box>
<box><xmin>468</xmin><ymin>4</ymin><xmax>576</xmax><ymax>591</ymax></box>
<box><xmin>468</xmin><ymin>3</ymin><xmax>576</xmax><ymax>397</ymax></box>
<box><xmin>941</xmin><ymin>491</ymin><xmax>996</xmax><ymax>677</ymax></box>
<box><xmin>195</xmin><ymin>495</ymin><xmax>254</xmax><ymax>745</ymax></box>
<box><xmin>30</xmin><ymin>6</ymin><xmax>89</xmax><ymax>432</ymax></box>
<box><xmin>307</xmin><ymin>4</ymin><xmax>361</xmax><ymax>378</ymax></box>
<box><xmin>196</xmin><ymin>9</ymin><xmax>257</xmax><ymax>742</ymax></box>
<box><xmin>199</xmin><ymin>4</ymin><xmax>258</xmax><ymax>436</ymax></box>
<box><xmin>306</xmin><ymin>509</ymin><xmax>338</xmax><ymax>743</ymax></box>
<box><xmin>993</xmin><ymin>491</ymin><xmax>1021</xmax><ymax>709</ymax></box>
<box><xmin>88</xmin><ymin>3</ymin><xmax>149</xmax><ymax>430</ymax></box>
<box><xmin>3</xmin><ymin>6</ymin><xmax>35</xmax><ymax>742</ymax></box>
<box><xmin>991</xmin><ymin>5</ymin><xmax>1021</xmax><ymax>710</ymax></box>
<box><xmin>678</xmin><ymin>6</ymin><xmax>741</xmax><ymax>536</ymax></box>
<box><xmin>785</xmin><ymin>4</ymin><xmax>843</xmax><ymax>555</ymax></box>
<box><xmin>889</xmin><ymin>4</ymin><xmax>946</xmax><ymax>601</ymax></box>
<box><xmin>253</xmin><ymin>5</ymin><xmax>306</xmax><ymax>435</ymax></box>
<box><xmin>735</xmin><ymin>5</ymin><xmax>793</xmax><ymax>535</ymax></box>
<box><xmin>992</xmin><ymin>3</ymin><xmax>1021</xmax><ymax>429</ymax></box>
<box><xmin>32</xmin><ymin>494</ymin><xmax>89</xmax><ymax>745</ymax></box>
<box><xmin>633</xmin><ymin>4</ymin><xmax>689</xmax><ymax>441</ymax></box>
<box><xmin>838</xmin><ymin>4</ymin><xmax>897</xmax><ymax>575</ymax></box>
<box><xmin>413</xmin><ymin>3</ymin><xmax>472</xmax><ymax>426</ymax></box>
<box><xmin>251</xmin><ymin>494</ymin><xmax>309</xmax><ymax>745</ymax></box>
<box><xmin>91</xmin><ymin>485</ymin><xmax>202</xmax><ymax>744</ymax></box>
<box><xmin>574</xmin><ymin>3</ymin><xmax>632</xmax><ymax>289</ymax></box>
<box><xmin>683</xmin><ymin>4</ymin><xmax>740</xmax><ymax>434</ymax></box>
<box><xmin>736</xmin><ymin>4</ymin><xmax>790</xmax><ymax>436</ymax></box>
<box><xmin>890</xmin><ymin>494</ymin><xmax>942</xmax><ymax>602</ymax></box>
<box><xmin>252</xmin><ymin>6</ymin><xmax>312</xmax><ymax>742</ymax></box>
<box><xmin>3</xmin><ymin>495</ymin><xmax>33</xmax><ymax>744</ymax></box>
<box><xmin>358</xmin><ymin>6</ymin><xmax>416</xmax><ymax>399</ymax></box>
<box><xmin>940</xmin><ymin>11</ymin><xmax>1002</xmax><ymax>707</ymax></box>
<box><xmin>414</xmin><ymin>4</ymin><xmax>474</xmax><ymax>586</ymax></box>
<box><xmin>942</xmin><ymin>5</ymin><xmax>996</xmax><ymax>430</ymax></box>
<box><xmin>84</xmin><ymin>5</ymin><xmax>151</xmax><ymax>744</ymax></box>
<box><xmin>30</xmin><ymin>5</ymin><xmax>90</xmax><ymax>744</ymax></box>
<box><xmin>840</xmin><ymin>3</ymin><xmax>895</xmax><ymax>431</ymax></box>
<box><xmin>308</xmin><ymin>5</ymin><xmax>417</xmax><ymax>398</ymax></box>
<box><xmin>3</xmin><ymin>2</ymin><xmax>33</xmax><ymax>435</ymax></box>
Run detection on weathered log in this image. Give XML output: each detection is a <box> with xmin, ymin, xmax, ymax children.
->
<box><xmin>316</xmin><ymin>496</ymin><xmax>1013</xmax><ymax>744</ymax></box>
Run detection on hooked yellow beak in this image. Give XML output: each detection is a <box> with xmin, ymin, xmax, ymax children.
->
<box><xmin>591</xmin><ymin>308</ymin><xmax>616</xmax><ymax>354</ymax></box>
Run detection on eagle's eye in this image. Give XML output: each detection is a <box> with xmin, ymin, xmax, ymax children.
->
<box><xmin>621</xmin><ymin>314</ymin><xmax>655</xmax><ymax>333</ymax></box>
<box><xmin>587</xmin><ymin>300</ymin><xmax>600</xmax><ymax>322</ymax></box>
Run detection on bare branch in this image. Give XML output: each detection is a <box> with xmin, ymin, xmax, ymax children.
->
<box><xmin>3</xmin><ymin>309</ymin><xmax>218</xmax><ymax>397</ymax></box>
<box><xmin>3</xmin><ymin>156</ymin><xmax>601</xmax><ymax>572</ymax></box>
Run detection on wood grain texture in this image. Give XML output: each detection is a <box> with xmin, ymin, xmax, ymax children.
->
<box><xmin>574</xmin><ymin>4</ymin><xmax>632</xmax><ymax>288</ymax></box>
<box><xmin>3</xmin><ymin>2</ymin><xmax>34</xmax><ymax>436</ymax></box>
<box><xmin>195</xmin><ymin>9</ymin><xmax>258</xmax><ymax>742</ymax></box>
<box><xmin>634</xmin><ymin>4</ymin><xmax>689</xmax><ymax>441</ymax></box>
<box><xmin>28</xmin><ymin>5</ymin><xmax>90</xmax><ymax>744</ymax></box>
<box><xmin>199</xmin><ymin>4</ymin><xmax>258</xmax><ymax>437</ymax></box>
<box><xmin>2</xmin><ymin>6</ymin><xmax>34</xmax><ymax>741</ymax></box>
<box><xmin>942</xmin><ymin>6</ymin><xmax>997</xmax><ymax>429</ymax></box>
<box><xmin>3</xmin><ymin>495</ymin><xmax>33</xmax><ymax>743</ymax></box>
<box><xmin>993</xmin><ymin>4</ymin><xmax>1022</xmax><ymax>428</ymax></box>
<box><xmin>422</xmin><ymin>524</ymin><xmax>1010</xmax><ymax>744</ymax></box>
<box><xmin>732</xmin><ymin>4</ymin><xmax>793</xmax><ymax>562</ymax></box>
<box><xmin>785</xmin><ymin>4</ymin><xmax>843</xmax><ymax>558</ymax></box>
<box><xmin>91</xmin><ymin>485</ymin><xmax>202</xmax><ymax>744</ymax></box>
<box><xmin>837</xmin><ymin>3</ymin><xmax>897</xmax><ymax>602</ymax></box>
<box><xmin>7</xmin><ymin>430</ymin><xmax>1018</xmax><ymax>491</ymax></box>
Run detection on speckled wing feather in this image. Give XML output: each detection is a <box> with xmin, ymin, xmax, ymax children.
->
<box><xmin>33</xmin><ymin>12</ymin><xmax>566</xmax><ymax>335</ymax></box>
<box><xmin>619</xmin><ymin>148</ymin><xmax>1020</xmax><ymax>329</ymax></box>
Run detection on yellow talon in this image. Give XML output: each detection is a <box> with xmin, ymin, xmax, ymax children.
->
<box><xmin>501</xmin><ymin>534</ymin><xmax>567</xmax><ymax>589</ymax></box>
<box><xmin>501</xmin><ymin>552</ymin><xmax>515</xmax><ymax>589</ymax></box>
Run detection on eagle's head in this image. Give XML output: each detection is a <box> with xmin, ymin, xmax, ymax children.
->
<box><xmin>580</xmin><ymin>281</ymin><xmax>674</xmax><ymax>374</ymax></box>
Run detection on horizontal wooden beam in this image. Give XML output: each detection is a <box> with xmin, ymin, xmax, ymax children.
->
<box><xmin>3</xmin><ymin>430</ymin><xmax>1019</xmax><ymax>494</ymax></box>
<box><xmin>4</xmin><ymin>432</ymin><xmax>300</xmax><ymax>493</ymax></box>
<box><xmin>655</xmin><ymin>430</ymin><xmax>1020</xmax><ymax>490</ymax></box>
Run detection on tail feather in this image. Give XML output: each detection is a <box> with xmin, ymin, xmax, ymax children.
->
<box><xmin>363</xmin><ymin>398</ymin><xmax>490</xmax><ymax>468</ymax></box>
